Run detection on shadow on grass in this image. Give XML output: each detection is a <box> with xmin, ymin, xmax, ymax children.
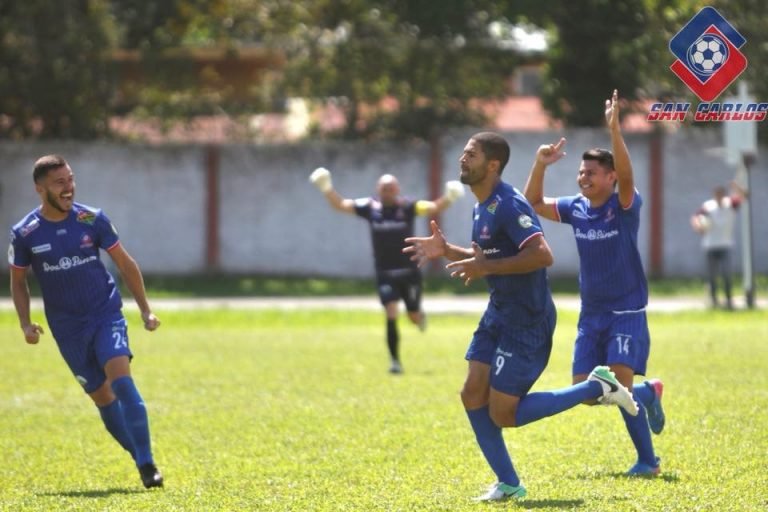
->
<box><xmin>508</xmin><ymin>499</ymin><xmax>585</xmax><ymax>509</ymax></box>
<box><xmin>39</xmin><ymin>487</ymin><xmax>144</xmax><ymax>498</ymax></box>
<box><xmin>577</xmin><ymin>470</ymin><xmax>681</xmax><ymax>483</ymax></box>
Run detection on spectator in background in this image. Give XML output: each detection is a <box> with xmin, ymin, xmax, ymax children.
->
<box><xmin>690</xmin><ymin>181</ymin><xmax>748</xmax><ymax>310</ymax></box>
<box><xmin>309</xmin><ymin>168</ymin><xmax>464</xmax><ymax>374</ymax></box>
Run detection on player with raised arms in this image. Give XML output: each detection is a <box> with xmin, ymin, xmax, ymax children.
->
<box><xmin>310</xmin><ymin>168</ymin><xmax>464</xmax><ymax>374</ymax></box>
<box><xmin>523</xmin><ymin>90</ymin><xmax>666</xmax><ymax>476</ymax></box>
<box><xmin>403</xmin><ymin>131</ymin><xmax>638</xmax><ymax>501</ymax></box>
<box><xmin>8</xmin><ymin>155</ymin><xmax>164</xmax><ymax>489</ymax></box>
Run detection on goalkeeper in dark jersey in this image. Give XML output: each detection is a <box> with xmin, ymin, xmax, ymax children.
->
<box><xmin>310</xmin><ymin>169</ymin><xmax>464</xmax><ymax>374</ymax></box>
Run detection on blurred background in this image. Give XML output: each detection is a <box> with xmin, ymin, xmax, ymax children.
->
<box><xmin>0</xmin><ymin>0</ymin><xmax>765</xmax><ymax>299</ymax></box>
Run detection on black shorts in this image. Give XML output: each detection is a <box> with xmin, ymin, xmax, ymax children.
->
<box><xmin>376</xmin><ymin>269</ymin><xmax>422</xmax><ymax>312</ymax></box>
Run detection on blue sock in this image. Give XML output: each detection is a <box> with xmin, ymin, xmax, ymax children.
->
<box><xmin>98</xmin><ymin>399</ymin><xmax>135</xmax><ymax>459</ymax></box>
<box><xmin>633</xmin><ymin>381</ymin><xmax>654</xmax><ymax>408</ymax></box>
<box><xmin>112</xmin><ymin>376</ymin><xmax>154</xmax><ymax>467</ymax></box>
<box><xmin>466</xmin><ymin>406</ymin><xmax>519</xmax><ymax>486</ymax></box>
<box><xmin>621</xmin><ymin>401</ymin><xmax>657</xmax><ymax>466</ymax></box>
<box><xmin>514</xmin><ymin>380</ymin><xmax>603</xmax><ymax>427</ymax></box>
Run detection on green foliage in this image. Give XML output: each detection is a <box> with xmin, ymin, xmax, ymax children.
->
<box><xmin>0</xmin><ymin>1</ymin><xmax>114</xmax><ymax>139</ymax></box>
<box><xmin>3</xmin><ymin>0</ymin><xmax>763</xmax><ymax>139</ymax></box>
<box><xmin>0</xmin><ymin>308</ymin><xmax>766</xmax><ymax>510</ymax></box>
<box><xmin>259</xmin><ymin>0</ymin><xmax>523</xmax><ymax>140</ymax></box>
<box><xmin>110</xmin><ymin>0</ymin><xmax>223</xmax><ymax>50</ymax></box>
<box><xmin>540</xmin><ymin>0</ymin><xmax>653</xmax><ymax>126</ymax></box>
<box><xmin>711</xmin><ymin>0</ymin><xmax>768</xmax><ymax>141</ymax></box>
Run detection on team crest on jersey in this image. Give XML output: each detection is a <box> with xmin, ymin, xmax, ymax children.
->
<box><xmin>604</xmin><ymin>207</ymin><xmax>615</xmax><ymax>223</ymax></box>
<box><xmin>76</xmin><ymin>210</ymin><xmax>96</xmax><ymax>225</ymax></box>
<box><xmin>80</xmin><ymin>233</ymin><xmax>94</xmax><ymax>249</ymax></box>
<box><xmin>518</xmin><ymin>214</ymin><xmax>533</xmax><ymax>229</ymax></box>
<box><xmin>487</xmin><ymin>199</ymin><xmax>499</xmax><ymax>214</ymax></box>
<box><xmin>479</xmin><ymin>225</ymin><xmax>491</xmax><ymax>239</ymax></box>
<box><xmin>19</xmin><ymin>219</ymin><xmax>40</xmax><ymax>237</ymax></box>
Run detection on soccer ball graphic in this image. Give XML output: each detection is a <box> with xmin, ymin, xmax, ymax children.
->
<box><xmin>686</xmin><ymin>34</ymin><xmax>728</xmax><ymax>76</ymax></box>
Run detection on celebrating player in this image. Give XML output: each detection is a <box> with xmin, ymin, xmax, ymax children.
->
<box><xmin>8</xmin><ymin>155</ymin><xmax>164</xmax><ymax>489</ymax></box>
<box><xmin>403</xmin><ymin>131</ymin><xmax>638</xmax><ymax>501</ymax></box>
<box><xmin>523</xmin><ymin>90</ymin><xmax>666</xmax><ymax>476</ymax></box>
<box><xmin>309</xmin><ymin>168</ymin><xmax>463</xmax><ymax>374</ymax></box>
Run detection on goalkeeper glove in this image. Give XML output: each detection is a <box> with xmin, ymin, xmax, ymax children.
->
<box><xmin>309</xmin><ymin>167</ymin><xmax>333</xmax><ymax>193</ymax></box>
<box><xmin>444</xmin><ymin>180</ymin><xmax>465</xmax><ymax>203</ymax></box>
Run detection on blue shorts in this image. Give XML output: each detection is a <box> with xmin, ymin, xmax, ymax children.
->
<box><xmin>53</xmin><ymin>314</ymin><xmax>133</xmax><ymax>394</ymax></box>
<box><xmin>465</xmin><ymin>305</ymin><xmax>556</xmax><ymax>397</ymax></box>
<box><xmin>572</xmin><ymin>309</ymin><xmax>650</xmax><ymax>376</ymax></box>
<box><xmin>376</xmin><ymin>269</ymin><xmax>422</xmax><ymax>312</ymax></box>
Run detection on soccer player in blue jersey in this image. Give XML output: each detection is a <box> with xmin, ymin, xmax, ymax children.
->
<box><xmin>310</xmin><ymin>169</ymin><xmax>464</xmax><ymax>374</ymax></box>
<box><xmin>523</xmin><ymin>90</ymin><xmax>666</xmax><ymax>476</ymax></box>
<box><xmin>403</xmin><ymin>131</ymin><xmax>638</xmax><ymax>501</ymax></box>
<box><xmin>8</xmin><ymin>155</ymin><xmax>164</xmax><ymax>489</ymax></box>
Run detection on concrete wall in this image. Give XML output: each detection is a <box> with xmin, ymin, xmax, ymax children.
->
<box><xmin>1</xmin><ymin>128</ymin><xmax>765</xmax><ymax>278</ymax></box>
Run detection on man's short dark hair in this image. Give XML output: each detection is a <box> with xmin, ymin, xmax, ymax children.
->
<box><xmin>33</xmin><ymin>155</ymin><xmax>68</xmax><ymax>183</ymax></box>
<box><xmin>471</xmin><ymin>132</ymin><xmax>510</xmax><ymax>175</ymax></box>
<box><xmin>582</xmin><ymin>148</ymin><xmax>614</xmax><ymax>170</ymax></box>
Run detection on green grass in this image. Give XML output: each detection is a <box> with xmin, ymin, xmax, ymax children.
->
<box><xmin>1</xmin><ymin>308</ymin><xmax>766</xmax><ymax>511</ymax></box>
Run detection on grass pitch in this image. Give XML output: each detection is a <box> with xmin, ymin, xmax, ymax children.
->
<box><xmin>1</xmin><ymin>307</ymin><xmax>766</xmax><ymax>511</ymax></box>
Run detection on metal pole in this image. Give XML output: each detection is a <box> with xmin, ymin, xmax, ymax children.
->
<box><xmin>741</xmin><ymin>153</ymin><xmax>756</xmax><ymax>308</ymax></box>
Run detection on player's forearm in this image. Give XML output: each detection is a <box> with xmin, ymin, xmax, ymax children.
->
<box><xmin>610</xmin><ymin>127</ymin><xmax>634</xmax><ymax>184</ymax></box>
<box><xmin>431</xmin><ymin>197</ymin><xmax>451</xmax><ymax>214</ymax></box>
<box><xmin>323</xmin><ymin>189</ymin><xmax>354</xmax><ymax>213</ymax></box>
<box><xmin>119</xmin><ymin>258</ymin><xmax>152</xmax><ymax>314</ymax></box>
<box><xmin>482</xmin><ymin>241</ymin><xmax>553</xmax><ymax>275</ymax></box>
<box><xmin>444</xmin><ymin>243</ymin><xmax>474</xmax><ymax>262</ymax></box>
<box><xmin>523</xmin><ymin>161</ymin><xmax>547</xmax><ymax>207</ymax></box>
<box><xmin>10</xmin><ymin>280</ymin><xmax>33</xmax><ymax>328</ymax></box>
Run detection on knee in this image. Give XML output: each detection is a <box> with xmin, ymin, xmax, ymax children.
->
<box><xmin>489</xmin><ymin>404</ymin><xmax>517</xmax><ymax>428</ymax></box>
<box><xmin>460</xmin><ymin>382</ymin><xmax>487</xmax><ymax>410</ymax></box>
<box><xmin>89</xmin><ymin>381</ymin><xmax>116</xmax><ymax>408</ymax></box>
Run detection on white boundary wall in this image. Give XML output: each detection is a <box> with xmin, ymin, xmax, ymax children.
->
<box><xmin>1</xmin><ymin>129</ymin><xmax>765</xmax><ymax>278</ymax></box>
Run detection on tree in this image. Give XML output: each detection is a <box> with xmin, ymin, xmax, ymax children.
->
<box><xmin>711</xmin><ymin>0</ymin><xmax>768</xmax><ymax>140</ymax></box>
<box><xmin>254</xmin><ymin>0</ymin><xmax>526</xmax><ymax>140</ymax></box>
<box><xmin>538</xmin><ymin>0</ymin><xmax>654</xmax><ymax>126</ymax></box>
<box><xmin>0</xmin><ymin>1</ymin><xmax>114</xmax><ymax>139</ymax></box>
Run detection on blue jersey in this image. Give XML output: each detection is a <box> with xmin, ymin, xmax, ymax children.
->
<box><xmin>556</xmin><ymin>190</ymin><xmax>648</xmax><ymax>312</ymax></box>
<box><xmin>473</xmin><ymin>182</ymin><xmax>553</xmax><ymax>324</ymax></box>
<box><xmin>8</xmin><ymin>203</ymin><xmax>123</xmax><ymax>335</ymax></box>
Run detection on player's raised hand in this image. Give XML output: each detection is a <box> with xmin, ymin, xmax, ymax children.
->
<box><xmin>309</xmin><ymin>167</ymin><xmax>333</xmax><ymax>193</ymax></box>
<box><xmin>535</xmin><ymin>137</ymin><xmax>567</xmax><ymax>166</ymax></box>
<box><xmin>446</xmin><ymin>242</ymin><xmax>487</xmax><ymax>286</ymax></box>
<box><xmin>444</xmin><ymin>180</ymin><xmax>465</xmax><ymax>203</ymax></box>
<box><xmin>403</xmin><ymin>220</ymin><xmax>447</xmax><ymax>268</ymax></box>
<box><xmin>605</xmin><ymin>89</ymin><xmax>620</xmax><ymax>130</ymax></box>
<box><xmin>142</xmin><ymin>311</ymin><xmax>161</xmax><ymax>331</ymax></box>
<box><xmin>23</xmin><ymin>323</ymin><xmax>44</xmax><ymax>344</ymax></box>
